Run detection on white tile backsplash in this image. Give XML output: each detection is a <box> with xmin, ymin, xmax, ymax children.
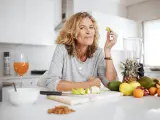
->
<box><xmin>0</xmin><ymin>43</ymin><xmax>56</xmax><ymax>77</ymax></box>
<box><xmin>0</xmin><ymin>43</ymin><xmax>125</xmax><ymax>81</ymax></box>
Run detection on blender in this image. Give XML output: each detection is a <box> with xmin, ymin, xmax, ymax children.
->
<box><xmin>123</xmin><ymin>37</ymin><xmax>142</xmax><ymax>62</ymax></box>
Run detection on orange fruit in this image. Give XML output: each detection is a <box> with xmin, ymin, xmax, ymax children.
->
<box><xmin>157</xmin><ymin>88</ymin><xmax>160</xmax><ymax>96</ymax></box>
<box><xmin>149</xmin><ymin>87</ymin><xmax>157</xmax><ymax>96</ymax></box>
<box><xmin>133</xmin><ymin>89</ymin><xmax>144</xmax><ymax>98</ymax></box>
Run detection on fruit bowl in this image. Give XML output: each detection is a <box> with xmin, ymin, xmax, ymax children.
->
<box><xmin>8</xmin><ymin>88</ymin><xmax>39</xmax><ymax>106</ymax></box>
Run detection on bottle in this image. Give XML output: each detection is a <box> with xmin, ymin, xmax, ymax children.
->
<box><xmin>4</xmin><ymin>52</ymin><xmax>10</xmax><ymax>76</ymax></box>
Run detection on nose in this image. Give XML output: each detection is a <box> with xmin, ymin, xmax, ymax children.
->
<box><xmin>85</xmin><ymin>28</ymin><xmax>91</xmax><ymax>34</ymax></box>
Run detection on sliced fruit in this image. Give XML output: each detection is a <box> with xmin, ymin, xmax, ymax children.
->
<box><xmin>72</xmin><ymin>88</ymin><xmax>79</xmax><ymax>95</ymax></box>
<box><xmin>77</xmin><ymin>88</ymin><xmax>86</xmax><ymax>95</ymax></box>
<box><xmin>72</xmin><ymin>88</ymin><xmax>85</xmax><ymax>95</ymax></box>
<box><xmin>85</xmin><ymin>88</ymin><xmax>91</xmax><ymax>94</ymax></box>
<box><xmin>90</xmin><ymin>86</ymin><xmax>100</xmax><ymax>94</ymax></box>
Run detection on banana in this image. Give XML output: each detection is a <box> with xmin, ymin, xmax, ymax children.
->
<box><xmin>156</xmin><ymin>82</ymin><xmax>160</xmax><ymax>88</ymax></box>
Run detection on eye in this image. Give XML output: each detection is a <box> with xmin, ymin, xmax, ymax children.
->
<box><xmin>79</xmin><ymin>26</ymin><xmax>84</xmax><ymax>30</ymax></box>
<box><xmin>90</xmin><ymin>26</ymin><xmax>94</xmax><ymax>29</ymax></box>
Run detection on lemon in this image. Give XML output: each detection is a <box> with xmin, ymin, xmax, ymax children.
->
<box><xmin>119</xmin><ymin>83</ymin><xmax>134</xmax><ymax>96</ymax></box>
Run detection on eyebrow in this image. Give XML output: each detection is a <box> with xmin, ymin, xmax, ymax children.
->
<box><xmin>79</xmin><ymin>25</ymin><xmax>94</xmax><ymax>27</ymax></box>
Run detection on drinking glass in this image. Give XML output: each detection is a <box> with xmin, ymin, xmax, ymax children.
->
<box><xmin>13</xmin><ymin>53</ymin><xmax>29</xmax><ymax>87</ymax></box>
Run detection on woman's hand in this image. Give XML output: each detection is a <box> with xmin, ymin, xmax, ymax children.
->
<box><xmin>88</xmin><ymin>77</ymin><xmax>101</xmax><ymax>88</ymax></box>
<box><xmin>104</xmin><ymin>29</ymin><xmax>117</xmax><ymax>51</ymax></box>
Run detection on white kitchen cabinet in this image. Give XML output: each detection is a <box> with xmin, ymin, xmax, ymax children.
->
<box><xmin>0</xmin><ymin>0</ymin><xmax>24</xmax><ymax>44</ymax></box>
<box><xmin>0</xmin><ymin>0</ymin><xmax>57</xmax><ymax>45</ymax></box>
<box><xmin>90</xmin><ymin>11</ymin><xmax>138</xmax><ymax>50</ymax></box>
<box><xmin>23</xmin><ymin>0</ymin><xmax>55</xmax><ymax>45</ymax></box>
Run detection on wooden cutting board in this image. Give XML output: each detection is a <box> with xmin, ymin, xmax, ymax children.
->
<box><xmin>47</xmin><ymin>90</ymin><xmax>123</xmax><ymax>105</ymax></box>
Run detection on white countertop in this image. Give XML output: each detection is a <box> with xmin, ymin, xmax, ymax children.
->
<box><xmin>0</xmin><ymin>75</ymin><xmax>40</xmax><ymax>81</ymax></box>
<box><xmin>1</xmin><ymin>89</ymin><xmax>160</xmax><ymax>120</ymax></box>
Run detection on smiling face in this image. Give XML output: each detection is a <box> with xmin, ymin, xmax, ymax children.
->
<box><xmin>76</xmin><ymin>17</ymin><xmax>95</xmax><ymax>47</ymax></box>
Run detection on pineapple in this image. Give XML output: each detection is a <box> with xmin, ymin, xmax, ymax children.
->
<box><xmin>121</xmin><ymin>59</ymin><xmax>141</xmax><ymax>83</ymax></box>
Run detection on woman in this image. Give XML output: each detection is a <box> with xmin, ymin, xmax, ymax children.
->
<box><xmin>45</xmin><ymin>12</ymin><xmax>117</xmax><ymax>91</ymax></box>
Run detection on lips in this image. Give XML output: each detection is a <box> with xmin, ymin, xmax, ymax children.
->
<box><xmin>85</xmin><ymin>36</ymin><xmax>92</xmax><ymax>39</ymax></box>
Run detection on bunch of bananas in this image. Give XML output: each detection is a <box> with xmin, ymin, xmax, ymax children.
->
<box><xmin>153</xmin><ymin>78</ymin><xmax>160</xmax><ymax>88</ymax></box>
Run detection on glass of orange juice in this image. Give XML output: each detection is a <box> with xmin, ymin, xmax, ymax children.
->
<box><xmin>13</xmin><ymin>53</ymin><xmax>29</xmax><ymax>87</ymax></box>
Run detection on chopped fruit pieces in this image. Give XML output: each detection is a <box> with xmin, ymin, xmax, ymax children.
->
<box><xmin>72</xmin><ymin>86</ymin><xmax>100</xmax><ymax>95</ymax></box>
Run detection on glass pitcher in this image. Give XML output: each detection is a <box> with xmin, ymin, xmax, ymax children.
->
<box><xmin>123</xmin><ymin>37</ymin><xmax>142</xmax><ymax>62</ymax></box>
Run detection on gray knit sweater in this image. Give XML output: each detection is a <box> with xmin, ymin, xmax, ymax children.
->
<box><xmin>45</xmin><ymin>44</ymin><xmax>108</xmax><ymax>91</ymax></box>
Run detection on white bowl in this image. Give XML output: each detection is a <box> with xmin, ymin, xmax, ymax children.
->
<box><xmin>8</xmin><ymin>88</ymin><xmax>39</xmax><ymax>106</ymax></box>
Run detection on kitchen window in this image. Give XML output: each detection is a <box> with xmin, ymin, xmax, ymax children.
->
<box><xmin>143</xmin><ymin>19</ymin><xmax>160</xmax><ymax>67</ymax></box>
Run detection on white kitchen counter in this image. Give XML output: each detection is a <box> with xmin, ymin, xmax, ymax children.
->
<box><xmin>0</xmin><ymin>75</ymin><xmax>40</xmax><ymax>81</ymax></box>
<box><xmin>1</xmin><ymin>90</ymin><xmax>160</xmax><ymax>120</ymax></box>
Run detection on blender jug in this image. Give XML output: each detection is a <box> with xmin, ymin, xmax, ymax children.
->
<box><xmin>123</xmin><ymin>37</ymin><xmax>142</xmax><ymax>62</ymax></box>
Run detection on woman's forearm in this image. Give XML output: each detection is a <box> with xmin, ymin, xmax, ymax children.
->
<box><xmin>56</xmin><ymin>80</ymin><xmax>91</xmax><ymax>91</ymax></box>
<box><xmin>105</xmin><ymin>49</ymin><xmax>117</xmax><ymax>81</ymax></box>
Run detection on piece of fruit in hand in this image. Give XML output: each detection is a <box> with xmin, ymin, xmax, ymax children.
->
<box><xmin>105</xmin><ymin>27</ymin><xmax>111</xmax><ymax>32</ymax></box>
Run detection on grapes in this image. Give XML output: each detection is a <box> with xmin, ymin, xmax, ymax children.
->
<box><xmin>144</xmin><ymin>89</ymin><xmax>149</xmax><ymax>96</ymax></box>
<box><xmin>136</xmin><ymin>86</ymin><xmax>149</xmax><ymax>96</ymax></box>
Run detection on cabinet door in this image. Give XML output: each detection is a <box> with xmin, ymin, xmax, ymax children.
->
<box><xmin>23</xmin><ymin>0</ymin><xmax>55</xmax><ymax>45</ymax></box>
<box><xmin>0</xmin><ymin>0</ymin><xmax>56</xmax><ymax>45</ymax></box>
<box><xmin>0</xmin><ymin>0</ymin><xmax>24</xmax><ymax>43</ymax></box>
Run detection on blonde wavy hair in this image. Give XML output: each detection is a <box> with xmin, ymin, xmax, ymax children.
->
<box><xmin>56</xmin><ymin>12</ymin><xmax>99</xmax><ymax>58</ymax></box>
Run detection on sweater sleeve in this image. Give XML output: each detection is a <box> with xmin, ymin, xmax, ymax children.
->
<box><xmin>97</xmin><ymin>49</ymin><xmax>109</xmax><ymax>86</ymax></box>
<box><xmin>97</xmin><ymin>49</ymin><xmax>118</xmax><ymax>86</ymax></box>
<box><xmin>45</xmin><ymin>44</ymin><xmax>65</xmax><ymax>91</ymax></box>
